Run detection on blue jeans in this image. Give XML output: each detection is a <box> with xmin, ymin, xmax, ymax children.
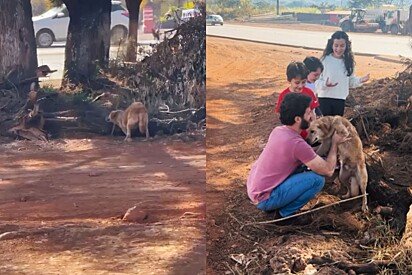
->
<box><xmin>257</xmin><ymin>171</ymin><xmax>324</xmax><ymax>217</ymax></box>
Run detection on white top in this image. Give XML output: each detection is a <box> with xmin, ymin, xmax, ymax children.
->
<box><xmin>305</xmin><ymin>82</ymin><xmax>316</xmax><ymax>94</ymax></box>
<box><xmin>316</xmin><ymin>54</ymin><xmax>363</xmax><ymax>100</ymax></box>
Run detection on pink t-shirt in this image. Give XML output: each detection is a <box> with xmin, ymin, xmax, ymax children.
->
<box><xmin>247</xmin><ymin>126</ymin><xmax>317</xmax><ymax>204</ymax></box>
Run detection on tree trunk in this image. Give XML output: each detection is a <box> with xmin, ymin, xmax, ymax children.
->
<box><xmin>125</xmin><ymin>0</ymin><xmax>142</xmax><ymax>62</ymax></box>
<box><xmin>0</xmin><ymin>0</ymin><xmax>37</xmax><ymax>88</ymax></box>
<box><xmin>408</xmin><ymin>5</ymin><xmax>412</xmax><ymax>34</ymax></box>
<box><xmin>61</xmin><ymin>0</ymin><xmax>111</xmax><ymax>86</ymax></box>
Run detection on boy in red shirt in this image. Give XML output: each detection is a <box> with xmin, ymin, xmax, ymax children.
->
<box><xmin>275</xmin><ymin>61</ymin><xmax>319</xmax><ymax>139</ymax></box>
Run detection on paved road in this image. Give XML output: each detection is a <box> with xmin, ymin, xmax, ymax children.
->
<box><xmin>206</xmin><ymin>24</ymin><xmax>412</xmax><ymax>58</ymax></box>
<box><xmin>37</xmin><ymin>31</ymin><xmax>159</xmax><ymax>81</ymax></box>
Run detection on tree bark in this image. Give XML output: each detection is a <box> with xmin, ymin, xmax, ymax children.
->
<box><xmin>61</xmin><ymin>0</ymin><xmax>111</xmax><ymax>86</ymax></box>
<box><xmin>125</xmin><ymin>0</ymin><xmax>143</xmax><ymax>62</ymax></box>
<box><xmin>0</xmin><ymin>0</ymin><xmax>37</xmax><ymax>88</ymax></box>
<box><xmin>408</xmin><ymin>5</ymin><xmax>412</xmax><ymax>34</ymax></box>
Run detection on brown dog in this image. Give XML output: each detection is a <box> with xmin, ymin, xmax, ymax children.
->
<box><xmin>106</xmin><ymin>102</ymin><xmax>149</xmax><ymax>142</ymax></box>
<box><xmin>307</xmin><ymin>116</ymin><xmax>368</xmax><ymax>212</ymax></box>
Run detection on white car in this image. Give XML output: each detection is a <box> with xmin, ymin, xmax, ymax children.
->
<box><xmin>206</xmin><ymin>15</ymin><xmax>223</xmax><ymax>26</ymax></box>
<box><xmin>33</xmin><ymin>1</ymin><xmax>129</xmax><ymax>47</ymax></box>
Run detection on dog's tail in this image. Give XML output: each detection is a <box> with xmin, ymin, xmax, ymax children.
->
<box><xmin>139</xmin><ymin>112</ymin><xmax>149</xmax><ymax>139</ymax></box>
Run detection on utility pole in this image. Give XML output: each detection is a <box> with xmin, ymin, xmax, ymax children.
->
<box><xmin>276</xmin><ymin>0</ymin><xmax>279</xmax><ymax>15</ymax></box>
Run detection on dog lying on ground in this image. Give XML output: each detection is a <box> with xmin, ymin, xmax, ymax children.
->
<box><xmin>307</xmin><ymin>116</ymin><xmax>368</xmax><ymax>212</ymax></box>
<box><xmin>106</xmin><ymin>102</ymin><xmax>149</xmax><ymax>142</ymax></box>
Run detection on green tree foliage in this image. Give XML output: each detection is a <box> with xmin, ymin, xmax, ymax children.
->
<box><xmin>31</xmin><ymin>0</ymin><xmax>49</xmax><ymax>15</ymax></box>
<box><xmin>207</xmin><ymin>0</ymin><xmax>255</xmax><ymax>18</ymax></box>
<box><xmin>310</xmin><ymin>1</ymin><xmax>336</xmax><ymax>9</ymax></box>
<box><xmin>347</xmin><ymin>0</ymin><xmax>393</xmax><ymax>8</ymax></box>
<box><xmin>253</xmin><ymin>0</ymin><xmax>274</xmax><ymax>10</ymax></box>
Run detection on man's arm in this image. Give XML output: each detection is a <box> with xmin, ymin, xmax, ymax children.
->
<box><xmin>304</xmin><ymin>132</ymin><xmax>350</xmax><ymax>177</ymax></box>
<box><xmin>305</xmin><ymin>142</ymin><xmax>337</xmax><ymax>177</ymax></box>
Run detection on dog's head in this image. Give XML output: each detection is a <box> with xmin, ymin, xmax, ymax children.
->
<box><xmin>106</xmin><ymin>110</ymin><xmax>121</xmax><ymax>123</ymax></box>
<box><xmin>307</xmin><ymin>116</ymin><xmax>334</xmax><ymax>144</ymax></box>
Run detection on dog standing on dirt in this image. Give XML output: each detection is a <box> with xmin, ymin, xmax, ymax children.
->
<box><xmin>307</xmin><ymin>116</ymin><xmax>368</xmax><ymax>212</ymax></box>
<box><xmin>106</xmin><ymin>102</ymin><xmax>149</xmax><ymax>142</ymax></box>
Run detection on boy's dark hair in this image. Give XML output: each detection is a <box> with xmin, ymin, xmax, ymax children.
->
<box><xmin>279</xmin><ymin>93</ymin><xmax>312</xmax><ymax>126</ymax></box>
<box><xmin>286</xmin><ymin>61</ymin><xmax>309</xmax><ymax>82</ymax></box>
<box><xmin>322</xmin><ymin>31</ymin><xmax>355</xmax><ymax>76</ymax></box>
<box><xmin>303</xmin><ymin>56</ymin><xmax>324</xmax><ymax>73</ymax></box>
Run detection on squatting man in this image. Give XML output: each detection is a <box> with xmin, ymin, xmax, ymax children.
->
<box><xmin>247</xmin><ymin>93</ymin><xmax>350</xmax><ymax>218</ymax></box>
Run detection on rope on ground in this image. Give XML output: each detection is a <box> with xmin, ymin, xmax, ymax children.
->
<box><xmin>244</xmin><ymin>193</ymin><xmax>368</xmax><ymax>226</ymax></box>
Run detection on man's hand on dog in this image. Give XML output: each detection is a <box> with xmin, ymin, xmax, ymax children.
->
<box><xmin>332</xmin><ymin>131</ymin><xmax>351</xmax><ymax>145</ymax></box>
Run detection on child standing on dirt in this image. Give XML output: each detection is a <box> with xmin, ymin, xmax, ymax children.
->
<box><xmin>275</xmin><ymin>61</ymin><xmax>319</xmax><ymax>140</ymax></box>
<box><xmin>303</xmin><ymin>56</ymin><xmax>324</xmax><ymax>117</ymax></box>
<box><xmin>316</xmin><ymin>31</ymin><xmax>370</xmax><ymax>116</ymax></box>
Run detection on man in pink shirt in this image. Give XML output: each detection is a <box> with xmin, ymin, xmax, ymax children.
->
<box><xmin>247</xmin><ymin>93</ymin><xmax>348</xmax><ymax>217</ymax></box>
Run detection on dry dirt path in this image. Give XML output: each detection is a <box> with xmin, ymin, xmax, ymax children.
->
<box><xmin>0</xmin><ymin>136</ymin><xmax>205</xmax><ymax>275</ymax></box>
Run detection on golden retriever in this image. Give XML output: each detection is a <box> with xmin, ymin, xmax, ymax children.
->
<box><xmin>307</xmin><ymin>116</ymin><xmax>368</xmax><ymax>212</ymax></box>
<box><xmin>106</xmin><ymin>102</ymin><xmax>149</xmax><ymax>142</ymax></box>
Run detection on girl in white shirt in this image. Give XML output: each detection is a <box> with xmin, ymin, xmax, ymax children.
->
<box><xmin>316</xmin><ymin>31</ymin><xmax>369</xmax><ymax>116</ymax></box>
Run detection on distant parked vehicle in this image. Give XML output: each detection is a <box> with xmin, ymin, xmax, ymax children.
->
<box><xmin>206</xmin><ymin>15</ymin><xmax>224</xmax><ymax>26</ymax></box>
<box><xmin>33</xmin><ymin>0</ymin><xmax>129</xmax><ymax>47</ymax></box>
<box><xmin>339</xmin><ymin>9</ymin><xmax>380</xmax><ymax>33</ymax></box>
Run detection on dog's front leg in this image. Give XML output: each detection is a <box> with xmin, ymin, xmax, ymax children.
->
<box><xmin>316</xmin><ymin>139</ymin><xmax>332</xmax><ymax>157</ymax></box>
<box><xmin>358</xmin><ymin>164</ymin><xmax>369</xmax><ymax>212</ymax></box>
<box><xmin>339</xmin><ymin>165</ymin><xmax>353</xmax><ymax>199</ymax></box>
<box><xmin>124</xmin><ymin>125</ymin><xmax>132</xmax><ymax>142</ymax></box>
<box><xmin>111</xmin><ymin>124</ymin><xmax>116</xmax><ymax>136</ymax></box>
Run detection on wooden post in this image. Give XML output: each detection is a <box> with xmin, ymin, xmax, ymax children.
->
<box><xmin>276</xmin><ymin>0</ymin><xmax>279</xmax><ymax>16</ymax></box>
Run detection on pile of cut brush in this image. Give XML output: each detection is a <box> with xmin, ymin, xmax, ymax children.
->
<box><xmin>1</xmin><ymin>4</ymin><xmax>206</xmax><ymax>141</ymax></box>
<box><xmin>106</xmin><ymin>3</ymin><xmax>206</xmax><ymax>116</ymax></box>
<box><xmin>344</xmin><ymin>58</ymin><xmax>412</xmax><ymax>237</ymax></box>
<box><xmin>346</xmin><ymin>59</ymin><xmax>412</xmax><ymax>154</ymax></box>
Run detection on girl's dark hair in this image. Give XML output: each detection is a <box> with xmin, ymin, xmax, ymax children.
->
<box><xmin>279</xmin><ymin>93</ymin><xmax>312</xmax><ymax>126</ymax></box>
<box><xmin>322</xmin><ymin>31</ymin><xmax>355</xmax><ymax>76</ymax></box>
<box><xmin>303</xmin><ymin>56</ymin><xmax>324</xmax><ymax>73</ymax></box>
<box><xmin>286</xmin><ymin>61</ymin><xmax>309</xmax><ymax>82</ymax></box>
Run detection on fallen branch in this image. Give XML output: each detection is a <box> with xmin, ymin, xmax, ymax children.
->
<box><xmin>308</xmin><ymin>256</ymin><xmax>395</xmax><ymax>273</ymax></box>
<box><xmin>244</xmin><ymin>194</ymin><xmax>368</xmax><ymax>226</ymax></box>
<box><xmin>360</xmin><ymin>114</ymin><xmax>370</xmax><ymax>142</ymax></box>
<box><xmin>156</xmin><ymin>108</ymin><xmax>200</xmax><ymax>120</ymax></box>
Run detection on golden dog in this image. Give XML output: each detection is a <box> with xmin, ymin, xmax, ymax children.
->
<box><xmin>307</xmin><ymin>116</ymin><xmax>368</xmax><ymax>212</ymax></box>
<box><xmin>106</xmin><ymin>102</ymin><xmax>149</xmax><ymax>142</ymax></box>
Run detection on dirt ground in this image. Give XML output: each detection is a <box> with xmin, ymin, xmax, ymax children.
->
<box><xmin>206</xmin><ymin>35</ymin><xmax>408</xmax><ymax>274</ymax></box>
<box><xmin>0</xmin><ymin>135</ymin><xmax>205</xmax><ymax>274</ymax></box>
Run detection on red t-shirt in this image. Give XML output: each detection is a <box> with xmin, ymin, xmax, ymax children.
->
<box><xmin>275</xmin><ymin>87</ymin><xmax>320</xmax><ymax>139</ymax></box>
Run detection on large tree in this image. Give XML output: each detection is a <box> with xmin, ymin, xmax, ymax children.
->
<box><xmin>125</xmin><ymin>0</ymin><xmax>144</xmax><ymax>62</ymax></box>
<box><xmin>0</xmin><ymin>0</ymin><xmax>38</xmax><ymax>88</ymax></box>
<box><xmin>59</xmin><ymin>0</ymin><xmax>111</xmax><ymax>86</ymax></box>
